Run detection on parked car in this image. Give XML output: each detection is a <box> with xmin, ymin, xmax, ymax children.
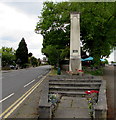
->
<box><xmin>10</xmin><ymin>65</ymin><xmax>15</xmax><ymax>69</ymax></box>
<box><xmin>9</xmin><ymin>65</ymin><xmax>18</xmax><ymax>70</ymax></box>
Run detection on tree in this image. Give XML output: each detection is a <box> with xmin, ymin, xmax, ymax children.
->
<box><xmin>79</xmin><ymin>2</ymin><xmax>115</xmax><ymax>66</ymax></box>
<box><xmin>42</xmin><ymin>45</ymin><xmax>60</xmax><ymax>66</ymax></box>
<box><xmin>35</xmin><ymin>2</ymin><xmax>115</xmax><ymax>66</ymax></box>
<box><xmin>28</xmin><ymin>52</ymin><xmax>33</xmax><ymax>57</ymax></box>
<box><xmin>38</xmin><ymin>58</ymin><xmax>41</xmax><ymax>66</ymax></box>
<box><xmin>30</xmin><ymin>57</ymin><xmax>38</xmax><ymax>67</ymax></box>
<box><xmin>28</xmin><ymin>52</ymin><xmax>33</xmax><ymax>65</ymax></box>
<box><xmin>16</xmin><ymin>38</ymin><xmax>28</xmax><ymax>67</ymax></box>
<box><xmin>1</xmin><ymin>47</ymin><xmax>16</xmax><ymax>67</ymax></box>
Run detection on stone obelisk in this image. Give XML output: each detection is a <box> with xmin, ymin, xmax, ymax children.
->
<box><xmin>69</xmin><ymin>12</ymin><xmax>82</xmax><ymax>73</ymax></box>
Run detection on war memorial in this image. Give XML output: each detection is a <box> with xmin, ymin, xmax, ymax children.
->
<box><xmin>38</xmin><ymin>12</ymin><xmax>107</xmax><ymax>119</ymax></box>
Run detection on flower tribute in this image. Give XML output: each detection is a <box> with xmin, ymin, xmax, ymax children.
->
<box><xmin>85</xmin><ymin>90</ymin><xmax>99</xmax><ymax>119</ymax></box>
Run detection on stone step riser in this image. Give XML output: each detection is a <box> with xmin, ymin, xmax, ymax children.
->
<box><xmin>49</xmin><ymin>88</ymin><xmax>99</xmax><ymax>92</ymax></box>
<box><xmin>49</xmin><ymin>79</ymin><xmax>102</xmax><ymax>82</ymax></box>
<box><xmin>48</xmin><ymin>76</ymin><xmax>98</xmax><ymax>79</ymax></box>
<box><xmin>49</xmin><ymin>86</ymin><xmax>99</xmax><ymax>89</ymax></box>
<box><xmin>49</xmin><ymin>92</ymin><xmax>86</xmax><ymax>97</ymax></box>
<box><xmin>49</xmin><ymin>84</ymin><xmax>101</xmax><ymax>87</ymax></box>
<box><xmin>49</xmin><ymin>81</ymin><xmax>101</xmax><ymax>83</ymax></box>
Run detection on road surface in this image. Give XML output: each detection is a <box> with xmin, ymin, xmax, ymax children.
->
<box><xmin>1</xmin><ymin>65</ymin><xmax>51</xmax><ymax>114</ymax></box>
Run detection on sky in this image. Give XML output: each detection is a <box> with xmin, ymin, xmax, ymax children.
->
<box><xmin>0</xmin><ymin>0</ymin><xmax>115</xmax><ymax>62</ymax></box>
<box><xmin>0</xmin><ymin>2</ymin><xmax>44</xmax><ymax>58</ymax></box>
<box><xmin>0</xmin><ymin>0</ymin><xmax>66</xmax><ymax>59</ymax></box>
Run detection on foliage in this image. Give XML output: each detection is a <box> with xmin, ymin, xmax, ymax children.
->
<box><xmin>30</xmin><ymin>56</ymin><xmax>38</xmax><ymax>67</ymax></box>
<box><xmin>0</xmin><ymin>49</ymin><xmax>2</xmax><ymax>54</ymax></box>
<box><xmin>111</xmin><ymin>61</ymin><xmax>116</xmax><ymax>63</ymax></box>
<box><xmin>22</xmin><ymin>63</ymin><xmax>30</xmax><ymax>68</ymax></box>
<box><xmin>48</xmin><ymin>93</ymin><xmax>60</xmax><ymax>105</ymax></box>
<box><xmin>38</xmin><ymin>58</ymin><xmax>41</xmax><ymax>65</ymax></box>
<box><xmin>36</xmin><ymin>2</ymin><xmax>115</xmax><ymax>66</ymax></box>
<box><xmin>60</xmin><ymin>47</ymin><xmax>70</xmax><ymax>60</ymax></box>
<box><xmin>16</xmin><ymin>38</ymin><xmax>28</xmax><ymax>67</ymax></box>
<box><xmin>1</xmin><ymin>47</ymin><xmax>16</xmax><ymax>67</ymax></box>
<box><xmin>83</xmin><ymin>66</ymin><xmax>103</xmax><ymax>76</ymax></box>
<box><xmin>103</xmin><ymin>59</ymin><xmax>109</xmax><ymax>64</ymax></box>
<box><xmin>28</xmin><ymin>52</ymin><xmax>33</xmax><ymax>57</ymax></box>
<box><xmin>85</xmin><ymin>90</ymin><xmax>99</xmax><ymax>118</ymax></box>
<box><xmin>42</xmin><ymin>45</ymin><xmax>60</xmax><ymax>66</ymax></box>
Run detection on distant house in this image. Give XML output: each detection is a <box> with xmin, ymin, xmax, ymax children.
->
<box><xmin>41</xmin><ymin>57</ymin><xmax>48</xmax><ymax>65</ymax></box>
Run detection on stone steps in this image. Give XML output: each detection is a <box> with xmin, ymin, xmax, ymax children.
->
<box><xmin>49</xmin><ymin>78</ymin><xmax>102</xmax><ymax>97</ymax></box>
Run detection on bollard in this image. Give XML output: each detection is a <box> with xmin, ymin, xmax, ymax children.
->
<box><xmin>57</xmin><ymin>67</ymin><xmax>61</xmax><ymax>75</ymax></box>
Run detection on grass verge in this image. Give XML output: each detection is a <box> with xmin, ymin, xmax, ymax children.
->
<box><xmin>49</xmin><ymin>66</ymin><xmax>57</xmax><ymax>76</ymax></box>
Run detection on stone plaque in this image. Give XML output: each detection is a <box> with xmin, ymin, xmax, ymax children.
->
<box><xmin>73</xmin><ymin>50</ymin><xmax>78</xmax><ymax>53</ymax></box>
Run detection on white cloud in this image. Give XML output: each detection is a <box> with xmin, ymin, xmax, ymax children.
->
<box><xmin>0</xmin><ymin>3</ymin><xmax>37</xmax><ymax>35</ymax></box>
<box><xmin>0</xmin><ymin>2</ymin><xmax>44</xmax><ymax>59</ymax></box>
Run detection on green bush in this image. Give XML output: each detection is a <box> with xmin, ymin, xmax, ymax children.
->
<box><xmin>2</xmin><ymin>66</ymin><xmax>11</xmax><ymax>70</ymax></box>
<box><xmin>22</xmin><ymin>63</ymin><xmax>30</xmax><ymax>68</ymax></box>
<box><xmin>90</xmin><ymin>69</ymin><xmax>103</xmax><ymax>76</ymax></box>
<box><xmin>83</xmin><ymin>66</ymin><xmax>103</xmax><ymax>76</ymax></box>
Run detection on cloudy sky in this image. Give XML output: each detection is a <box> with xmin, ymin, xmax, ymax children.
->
<box><xmin>0</xmin><ymin>1</ymin><xmax>44</xmax><ymax>58</ymax></box>
<box><xmin>0</xmin><ymin>0</ymin><xmax>115</xmax><ymax>61</ymax></box>
<box><xmin>0</xmin><ymin>0</ymin><xmax>66</xmax><ymax>59</ymax></box>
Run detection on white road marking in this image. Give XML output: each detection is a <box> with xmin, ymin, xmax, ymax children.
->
<box><xmin>24</xmin><ymin>79</ymin><xmax>35</xmax><ymax>88</ymax></box>
<box><xmin>0</xmin><ymin>93</ymin><xmax>14</xmax><ymax>103</ymax></box>
<box><xmin>3</xmin><ymin>75</ymin><xmax>47</xmax><ymax>118</ymax></box>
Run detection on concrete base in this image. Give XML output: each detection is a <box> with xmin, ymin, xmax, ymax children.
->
<box><xmin>69</xmin><ymin>58</ymin><xmax>82</xmax><ymax>74</ymax></box>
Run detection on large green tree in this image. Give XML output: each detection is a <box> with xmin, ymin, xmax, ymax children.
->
<box><xmin>1</xmin><ymin>47</ymin><xmax>16</xmax><ymax>67</ymax></box>
<box><xmin>16</xmin><ymin>38</ymin><xmax>28</xmax><ymax>66</ymax></box>
<box><xmin>35</xmin><ymin>2</ymin><xmax>115</xmax><ymax>66</ymax></box>
<box><xmin>42</xmin><ymin>45</ymin><xmax>60</xmax><ymax>66</ymax></box>
<box><xmin>30</xmin><ymin>56</ymin><xmax>38</xmax><ymax>67</ymax></box>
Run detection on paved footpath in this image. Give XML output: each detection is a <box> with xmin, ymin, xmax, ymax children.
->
<box><xmin>103</xmin><ymin>66</ymin><xmax>115</xmax><ymax>119</ymax></box>
<box><xmin>54</xmin><ymin>97</ymin><xmax>90</xmax><ymax>119</ymax></box>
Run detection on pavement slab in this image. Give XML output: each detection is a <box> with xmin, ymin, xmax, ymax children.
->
<box><xmin>54</xmin><ymin>97</ymin><xmax>90</xmax><ymax>118</ymax></box>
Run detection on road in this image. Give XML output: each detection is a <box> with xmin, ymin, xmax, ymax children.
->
<box><xmin>103</xmin><ymin>66</ymin><xmax>115</xmax><ymax>119</ymax></box>
<box><xmin>1</xmin><ymin>65</ymin><xmax>51</xmax><ymax>114</ymax></box>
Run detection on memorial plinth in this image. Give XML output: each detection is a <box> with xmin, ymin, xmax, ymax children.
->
<box><xmin>69</xmin><ymin>12</ymin><xmax>82</xmax><ymax>74</ymax></box>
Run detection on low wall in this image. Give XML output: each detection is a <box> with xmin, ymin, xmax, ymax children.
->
<box><xmin>94</xmin><ymin>80</ymin><xmax>107</xmax><ymax>119</ymax></box>
<box><xmin>38</xmin><ymin>77</ymin><xmax>52</xmax><ymax>118</ymax></box>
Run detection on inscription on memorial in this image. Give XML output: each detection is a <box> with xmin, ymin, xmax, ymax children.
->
<box><xmin>73</xmin><ymin>50</ymin><xmax>78</xmax><ymax>53</ymax></box>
